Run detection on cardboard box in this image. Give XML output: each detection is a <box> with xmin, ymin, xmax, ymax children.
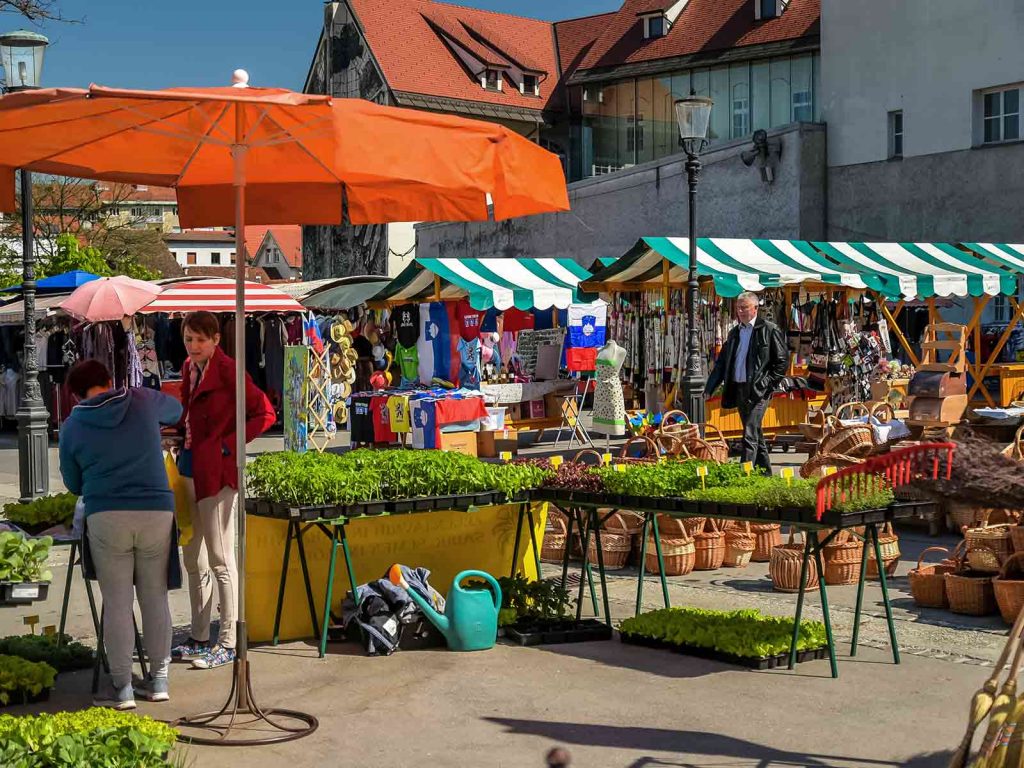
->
<box><xmin>439</xmin><ymin>430</ymin><xmax>478</xmax><ymax>457</ymax></box>
<box><xmin>528</xmin><ymin>399</ymin><xmax>546</xmax><ymax>420</ymax></box>
<box><xmin>477</xmin><ymin>427</ymin><xmax>519</xmax><ymax>458</ymax></box>
<box><xmin>493</xmin><ymin>438</ymin><xmax>519</xmax><ymax>457</ymax></box>
<box><xmin>476</xmin><ymin>430</ymin><xmax>497</xmax><ymax>458</ymax></box>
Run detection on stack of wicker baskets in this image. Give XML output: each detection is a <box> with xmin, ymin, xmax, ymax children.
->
<box><xmin>964</xmin><ymin>522</ymin><xmax>1014</xmax><ymax>574</ymax></box>
<box><xmin>908</xmin><ymin>546</ymin><xmax>955</xmax><ymax>609</ymax></box>
<box><xmin>586</xmin><ymin>510</ymin><xmax>642</xmax><ymax>570</ymax></box>
<box><xmin>865</xmin><ymin>522</ymin><xmax>901</xmax><ymax>578</ymax></box>
<box><xmin>723</xmin><ymin>521</ymin><xmax>756</xmax><ymax>568</ymax></box>
<box><xmin>541</xmin><ymin>509</ymin><xmax>569</xmax><ymax>564</ymax></box>
<box><xmin>693</xmin><ymin>518</ymin><xmax>726</xmax><ymax>570</ymax></box>
<box><xmin>769</xmin><ymin>528</ymin><xmax>819</xmax><ymax>592</ymax></box>
<box><xmin>821</xmin><ymin>529</ymin><xmax>864</xmax><ymax>585</ymax></box>
<box><xmin>644</xmin><ymin>514</ymin><xmax>696</xmax><ymax>576</ymax></box>
<box><xmin>945</xmin><ymin>545</ymin><xmax>997</xmax><ymax>616</ymax></box>
<box><xmin>750</xmin><ymin>523</ymin><xmax>782</xmax><ymax>562</ymax></box>
<box><xmin>993</xmin><ymin>553</ymin><xmax>1024</xmax><ymax>625</ymax></box>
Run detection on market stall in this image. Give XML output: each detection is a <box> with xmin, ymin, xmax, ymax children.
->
<box><xmin>582</xmin><ymin>237</ymin><xmax>1024</xmax><ymax>437</ymax></box>
<box><xmin>365</xmin><ymin>256</ymin><xmax>603</xmax><ymax>449</ymax></box>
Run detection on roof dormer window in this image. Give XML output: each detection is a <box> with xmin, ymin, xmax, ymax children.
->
<box><xmin>755</xmin><ymin>0</ymin><xmax>789</xmax><ymax>20</ymax></box>
<box><xmin>482</xmin><ymin>69</ymin><xmax>503</xmax><ymax>91</ymax></box>
<box><xmin>641</xmin><ymin>14</ymin><xmax>666</xmax><ymax>39</ymax></box>
<box><xmin>520</xmin><ymin>74</ymin><xmax>540</xmax><ymax>97</ymax></box>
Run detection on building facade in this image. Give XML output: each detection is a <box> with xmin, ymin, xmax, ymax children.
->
<box><xmin>164</xmin><ymin>231</ymin><xmax>237</xmax><ymax>270</ymax></box>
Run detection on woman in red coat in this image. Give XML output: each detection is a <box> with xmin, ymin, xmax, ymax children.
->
<box><xmin>172</xmin><ymin>311</ymin><xmax>275</xmax><ymax>670</ymax></box>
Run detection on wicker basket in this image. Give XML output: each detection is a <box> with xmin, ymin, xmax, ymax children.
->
<box><xmin>819</xmin><ymin>413</ymin><xmax>875</xmax><ymax>458</ymax></box>
<box><xmin>1012</xmin><ymin>525</ymin><xmax>1024</xmax><ymax>555</ymax></box>
<box><xmin>947</xmin><ymin>502</ymin><xmax>990</xmax><ymax>532</ymax></box>
<box><xmin>693</xmin><ymin>519</ymin><xmax>726</xmax><ymax>570</ymax></box>
<box><xmin>723</xmin><ymin>521</ymin><xmax>756</xmax><ymax>568</ymax></box>
<box><xmin>587</xmin><ymin>532</ymin><xmax>632</xmax><ymax>570</ymax></box>
<box><xmin>823</xmin><ymin>529</ymin><xmax>864</xmax><ymax>585</ymax></box>
<box><xmin>644</xmin><ymin>536</ymin><xmax>696</xmax><ymax>576</ymax></box>
<box><xmin>541</xmin><ymin>511</ymin><xmax>568</xmax><ymax>563</ymax></box>
<box><xmin>988</xmin><ymin>509</ymin><xmax>1022</xmax><ymax>526</ymax></box>
<box><xmin>964</xmin><ymin>523</ymin><xmax>1014</xmax><ymax>573</ymax></box>
<box><xmin>687</xmin><ymin>424</ymin><xmax>730</xmax><ymax>463</ymax></box>
<box><xmin>866</xmin><ymin>522</ymin><xmax>900</xmax><ymax>578</ymax></box>
<box><xmin>799</xmin><ymin>452</ymin><xmax>864</xmax><ymax>479</ymax></box>
<box><xmin>750</xmin><ymin>523</ymin><xmax>782</xmax><ymax>563</ymax></box>
<box><xmin>655</xmin><ymin>514</ymin><xmax>693</xmax><ymax>539</ymax></box>
<box><xmin>1001</xmin><ymin>424</ymin><xmax>1024</xmax><ymax>462</ymax></box>
<box><xmin>945</xmin><ymin>549</ymin><xmax>998</xmax><ymax>616</ymax></box>
<box><xmin>769</xmin><ymin>528</ymin><xmax>819</xmax><ymax>593</ymax></box>
<box><xmin>994</xmin><ymin>553</ymin><xmax>1024</xmax><ymax>625</ymax></box>
<box><xmin>799</xmin><ymin>409</ymin><xmax>828</xmax><ymax>441</ymax></box>
<box><xmin>619</xmin><ymin>436</ymin><xmax>661</xmax><ymax>465</ymax></box>
<box><xmin>908</xmin><ymin>546</ymin><xmax>954</xmax><ymax>608</ymax></box>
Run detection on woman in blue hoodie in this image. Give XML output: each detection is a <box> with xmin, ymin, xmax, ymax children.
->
<box><xmin>59</xmin><ymin>359</ymin><xmax>183</xmax><ymax>710</ymax></box>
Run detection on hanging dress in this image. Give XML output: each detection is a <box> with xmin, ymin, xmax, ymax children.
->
<box><xmin>592</xmin><ymin>343</ymin><xmax>626</xmax><ymax>437</ymax></box>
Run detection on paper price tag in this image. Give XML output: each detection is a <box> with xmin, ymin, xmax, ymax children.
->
<box><xmin>602</xmin><ymin>453</ymin><xmax>612</xmax><ymax>466</ymax></box>
<box><xmin>614</xmin><ymin>463</ymin><xmax>626</xmax><ymax>473</ymax></box>
<box><xmin>500</xmin><ymin>451</ymin><xmax>513</xmax><ymax>462</ymax></box>
<box><xmin>502</xmin><ymin>428</ymin><xmax>509</xmax><ymax>440</ymax></box>
<box><xmin>43</xmin><ymin>625</ymin><xmax>56</xmax><ymax>636</ymax></box>
<box><xmin>550</xmin><ymin>455</ymin><xmax>563</xmax><ymax>469</ymax></box>
<box><xmin>823</xmin><ymin>466</ymin><xmax>837</xmax><ymax>476</ymax></box>
<box><xmin>696</xmin><ymin>464</ymin><xmax>707</xmax><ymax>490</ymax></box>
<box><xmin>742</xmin><ymin>461</ymin><xmax>753</xmax><ymax>476</ymax></box>
<box><xmin>781</xmin><ymin>467</ymin><xmax>794</xmax><ymax>486</ymax></box>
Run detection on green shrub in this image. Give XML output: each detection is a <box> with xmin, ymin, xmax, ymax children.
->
<box><xmin>0</xmin><ymin>654</ymin><xmax>56</xmax><ymax>705</ymax></box>
<box><xmin>0</xmin><ymin>708</ymin><xmax>178</xmax><ymax>767</ymax></box>
<box><xmin>0</xmin><ymin>634</ymin><xmax>94</xmax><ymax>672</ymax></box>
<box><xmin>0</xmin><ymin>534</ymin><xmax>53</xmax><ymax>583</ymax></box>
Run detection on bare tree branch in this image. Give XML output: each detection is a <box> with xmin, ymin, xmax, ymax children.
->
<box><xmin>0</xmin><ymin>0</ymin><xmax>76</xmax><ymax>23</ymax></box>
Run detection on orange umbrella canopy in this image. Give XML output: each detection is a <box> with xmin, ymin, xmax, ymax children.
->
<box><xmin>0</xmin><ymin>82</ymin><xmax>569</xmax><ymax>227</ymax></box>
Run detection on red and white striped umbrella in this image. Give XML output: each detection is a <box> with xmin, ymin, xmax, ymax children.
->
<box><xmin>139</xmin><ymin>279</ymin><xmax>303</xmax><ymax>314</ymax></box>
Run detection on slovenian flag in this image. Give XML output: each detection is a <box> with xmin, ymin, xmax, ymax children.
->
<box><xmin>566</xmin><ymin>301</ymin><xmax>607</xmax><ymax>371</ymax></box>
<box><xmin>411</xmin><ymin>399</ymin><xmax>438</xmax><ymax>449</ymax></box>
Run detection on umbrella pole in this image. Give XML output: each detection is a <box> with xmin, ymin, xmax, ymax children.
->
<box><xmin>173</xmin><ymin>105</ymin><xmax>316</xmax><ymax>746</ymax></box>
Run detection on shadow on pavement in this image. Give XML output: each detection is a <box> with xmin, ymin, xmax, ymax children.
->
<box><xmin>487</xmin><ymin>718</ymin><xmax>944</xmax><ymax>767</ymax></box>
<box><xmin>524</xmin><ymin>639</ymin><xmax>717</xmax><ymax>679</ymax></box>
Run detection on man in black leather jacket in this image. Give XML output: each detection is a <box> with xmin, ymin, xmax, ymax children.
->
<box><xmin>705</xmin><ymin>292</ymin><xmax>788</xmax><ymax>474</ymax></box>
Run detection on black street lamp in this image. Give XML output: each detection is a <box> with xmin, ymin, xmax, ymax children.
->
<box><xmin>1</xmin><ymin>29</ymin><xmax>50</xmax><ymax>501</ymax></box>
<box><xmin>674</xmin><ymin>93</ymin><xmax>713</xmax><ymax>425</ymax></box>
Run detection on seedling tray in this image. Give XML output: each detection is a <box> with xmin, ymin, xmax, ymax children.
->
<box><xmin>505</xmin><ymin>618</ymin><xmax>613</xmax><ymax>646</ymax></box>
<box><xmin>0</xmin><ymin>581</ymin><xmax>50</xmax><ymax>606</ymax></box>
<box><xmin>0</xmin><ymin>687</ymin><xmax>51</xmax><ymax>708</ymax></box>
<box><xmin>619</xmin><ymin>632</ymin><xmax>827</xmax><ymax>670</ymax></box>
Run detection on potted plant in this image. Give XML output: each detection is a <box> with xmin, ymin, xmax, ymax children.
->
<box><xmin>0</xmin><ymin>534</ymin><xmax>53</xmax><ymax>605</ymax></box>
<box><xmin>497</xmin><ymin>576</ymin><xmax>612</xmax><ymax>646</ymax></box>
<box><xmin>0</xmin><ymin>633</ymin><xmax>95</xmax><ymax>673</ymax></box>
<box><xmin>0</xmin><ymin>654</ymin><xmax>56</xmax><ymax>707</ymax></box>
<box><xmin>1</xmin><ymin>494</ymin><xmax>77</xmax><ymax>537</ymax></box>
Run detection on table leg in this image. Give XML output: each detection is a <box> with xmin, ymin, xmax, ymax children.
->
<box><xmin>651</xmin><ymin>512</ymin><xmax>670</xmax><ymax>609</ymax></box>
<box><xmin>339</xmin><ymin>525</ymin><xmax>360</xmax><ymax>611</ymax></box>
<box><xmin>580</xmin><ymin>510</ymin><xmax>598</xmax><ymax>615</ymax></box>
<box><xmin>134</xmin><ymin>614</ymin><xmax>148</xmax><ymax>680</ymax></box>
<box><xmin>57</xmin><ymin>541</ymin><xmax>78</xmax><ymax>651</ymax></box>
<box><xmin>576</xmin><ymin>511</ymin><xmax>595</xmax><ymax>622</ymax></box>
<box><xmin>560</xmin><ymin>506</ymin><xmax>575</xmax><ymax>592</ymax></box>
<box><xmin>525</xmin><ymin>503</ymin><xmax>543</xmax><ymax>580</ymax></box>
<box><xmin>295</xmin><ymin>523</ymin><xmax>321</xmax><ymax>641</ymax></box>
<box><xmin>850</xmin><ymin>530</ymin><xmax>871</xmax><ymax>657</ymax></box>
<box><xmin>319</xmin><ymin>526</ymin><xmax>340</xmax><ymax>659</ymax></box>
<box><xmin>788</xmin><ymin>535</ymin><xmax>812</xmax><ymax>670</ymax></box>
<box><xmin>272</xmin><ymin>520</ymin><xmax>296</xmax><ymax>646</ymax></box>
<box><xmin>635</xmin><ymin>511</ymin><xmax>651</xmax><ymax>616</ymax></box>
<box><xmin>814</xmin><ymin>543</ymin><xmax>839</xmax><ymax>679</ymax></box>
<box><xmin>871</xmin><ymin>524</ymin><xmax>901</xmax><ymax>664</ymax></box>
<box><xmin>92</xmin><ymin>608</ymin><xmax>105</xmax><ymax>694</ymax></box>
<box><xmin>592</xmin><ymin>509</ymin><xmax>612</xmax><ymax>627</ymax></box>
<box><xmin>510</xmin><ymin>503</ymin><xmax>526</xmax><ymax>579</ymax></box>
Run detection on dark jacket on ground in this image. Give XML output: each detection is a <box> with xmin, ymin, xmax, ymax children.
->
<box><xmin>705</xmin><ymin>315</ymin><xmax>788</xmax><ymax>409</ymax></box>
<box><xmin>179</xmin><ymin>346</ymin><xmax>275</xmax><ymax>503</ymax></box>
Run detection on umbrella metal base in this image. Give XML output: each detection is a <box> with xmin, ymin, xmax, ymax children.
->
<box><xmin>171</xmin><ymin>656</ymin><xmax>318</xmax><ymax>747</ymax></box>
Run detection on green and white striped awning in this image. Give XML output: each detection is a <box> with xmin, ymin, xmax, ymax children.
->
<box><xmin>962</xmin><ymin>243</ymin><xmax>1024</xmax><ymax>275</ymax></box>
<box><xmin>372</xmin><ymin>257</ymin><xmax>595</xmax><ymax>310</ymax></box>
<box><xmin>584</xmin><ymin>238</ymin><xmax>1020</xmax><ymax>299</ymax></box>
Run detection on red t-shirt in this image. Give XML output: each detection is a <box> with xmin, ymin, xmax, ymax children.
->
<box><xmin>371</xmin><ymin>395</ymin><xmax>397</xmax><ymax>442</ymax></box>
<box><xmin>501</xmin><ymin>308</ymin><xmax>535</xmax><ymax>333</ymax></box>
<box><xmin>455</xmin><ymin>299</ymin><xmax>483</xmax><ymax>341</ymax></box>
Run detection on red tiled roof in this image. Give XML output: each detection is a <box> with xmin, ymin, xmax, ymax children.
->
<box><xmin>165</xmin><ymin>230</ymin><xmax>235</xmax><ymax>243</ymax></box>
<box><xmin>421</xmin><ymin>11</ymin><xmax>509</xmax><ymax>68</ymax></box>
<box><xmin>554</xmin><ymin>12</ymin><xmax>618</xmax><ymax>76</ymax></box>
<box><xmin>244</xmin><ymin>225</ymin><xmax>302</xmax><ymax>270</ymax></box>
<box><xmin>577</xmin><ymin>0</ymin><xmax>820</xmax><ymax>73</ymax></box>
<box><xmin>349</xmin><ymin>0</ymin><xmax>561</xmax><ymax>113</ymax></box>
<box><xmin>98</xmin><ymin>184</ymin><xmax>178</xmax><ymax>203</ymax></box>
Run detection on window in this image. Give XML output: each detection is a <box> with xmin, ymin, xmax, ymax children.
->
<box><xmin>730</xmin><ymin>63</ymin><xmax>750</xmax><ymax>139</ymax></box>
<box><xmin>644</xmin><ymin>15</ymin><xmax>665</xmax><ymax>39</ymax></box>
<box><xmin>482</xmin><ymin>70</ymin><xmax>502</xmax><ymax>91</ymax></box>
<box><xmin>211</xmin><ymin>251</ymin><xmax>221</xmax><ymax>265</ymax></box>
<box><xmin>521</xmin><ymin>74</ymin><xmax>539</xmax><ymax>97</ymax></box>
<box><xmin>186</xmin><ymin>252</ymin><xmax>197</xmax><ymax>266</ymax></box>
<box><xmin>130</xmin><ymin>206</ymin><xmax>145</xmax><ymax>217</ymax></box>
<box><xmin>983</xmin><ymin>87</ymin><xmax>1020</xmax><ymax>144</ymax></box>
<box><xmin>230</xmin><ymin>252</ymin><xmax>236</xmax><ymax>265</ymax></box>
<box><xmin>791</xmin><ymin>55</ymin><xmax>813</xmax><ymax>122</ymax></box>
<box><xmin>888</xmin><ymin>110</ymin><xmax>903</xmax><ymax>158</ymax></box>
<box><xmin>756</xmin><ymin>0</ymin><xmax>781</xmax><ymax>20</ymax></box>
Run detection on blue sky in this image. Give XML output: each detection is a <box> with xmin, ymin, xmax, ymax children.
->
<box><xmin>3</xmin><ymin>0</ymin><xmax>618</xmax><ymax>91</ymax></box>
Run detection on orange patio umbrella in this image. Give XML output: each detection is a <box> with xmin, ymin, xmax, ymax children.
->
<box><xmin>0</xmin><ymin>70</ymin><xmax>569</xmax><ymax>745</ymax></box>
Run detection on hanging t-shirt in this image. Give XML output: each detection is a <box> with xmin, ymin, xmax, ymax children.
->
<box><xmin>457</xmin><ymin>337</ymin><xmax>481</xmax><ymax>389</ymax></box>
<box><xmin>395</xmin><ymin>343</ymin><xmax>419</xmax><ymax>386</ymax></box>
<box><xmin>455</xmin><ymin>299</ymin><xmax>483</xmax><ymax>341</ymax></box>
<box><xmin>416</xmin><ymin>302</ymin><xmax>434</xmax><ymax>386</ymax></box>
<box><xmin>394</xmin><ymin>303</ymin><xmax>420</xmax><ymax>348</ymax></box>
<box><xmin>425</xmin><ymin>302</ymin><xmax>456</xmax><ymax>383</ymax></box>
<box><xmin>411</xmin><ymin>399</ymin><xmax>438</xmax><ymax>449</ymax></box>
<box><xmin>481</xmin><ymin>308</ymin><xmax>499</xmax><ymax>334</ymax></box>
<box><xmin>501</xmin><ymin>307</ymin><xmax>535</xmax><ymax>333</ymax></box>
<box><xmin>371</xmin><ymin>395</ymin><xmax>396</xmax><ymax>443</ymax></box>
<box><xmin>350</xmin><ymin>395</ymin><xmax>375</xmax><ymax>444</ymax></box>
<box><xmin>387</xmin><ymin>395</ymin><xmax>411</xmax><ymax>433</ymax></box>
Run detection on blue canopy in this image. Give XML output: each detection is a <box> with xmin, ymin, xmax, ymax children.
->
<box><xmin>1</xmin><ymin>270</ymin><xmax>100</xmax><ymax>294</ymax></box>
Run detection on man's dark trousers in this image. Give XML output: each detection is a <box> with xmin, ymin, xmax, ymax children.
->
<box><xmin>735</xmin><ymin>382</ymin><xmax>771</xmax><ymax>474</ymax></box>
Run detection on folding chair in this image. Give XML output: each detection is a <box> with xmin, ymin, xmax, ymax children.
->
<box><xmin>555</xmin><ymin>375</ymin><xmax>593</xmax><ymax>449</ymax></box>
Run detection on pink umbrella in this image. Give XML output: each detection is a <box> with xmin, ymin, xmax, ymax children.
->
<box><xmin>60</xmin><ymin>275</ymin><xmax>162</xmax><ymax>322</ymax></box>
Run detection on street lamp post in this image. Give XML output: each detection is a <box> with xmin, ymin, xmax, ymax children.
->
<box><xmin>1</xmin><ymin>30</ymin><xmax>50</xmax><ymax>501</ymax></box>
<box><xmin>674</xmin><ymin>94</ymin><xmax>713</xmax><ymax>425</ymax></box>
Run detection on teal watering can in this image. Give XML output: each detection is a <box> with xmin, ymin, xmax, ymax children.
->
<box><xmin>388</xmin><ymin>565</ymin><xmax>501</xmax><ymax>652</ymax></box>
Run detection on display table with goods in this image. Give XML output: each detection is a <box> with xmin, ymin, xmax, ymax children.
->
<box><xmin>528</xmin><ymin>444</ymin><xmax>949</xmax><ymax>678</ymax></box>
<box><xmin>244</xmin><ymin>449</ymin><xmax>552</xmax><ymax>657</ymax></box>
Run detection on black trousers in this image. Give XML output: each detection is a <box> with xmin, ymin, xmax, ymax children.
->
<box><xmin>735</xmin><ymin>382</ymin><xmax>772</xmax><ymax>475</ymax></box>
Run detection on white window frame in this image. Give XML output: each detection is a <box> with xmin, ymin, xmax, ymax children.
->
<box><xmin>755</xmin><ymin>0</ymin><xmax>788</xmax><ymax>20</ymax></box>
<box><xmin>641</xmin><ymin>14</ymin><xmax>667</xmax><ymax>40</ymax></box>
<box><xmin>981</xmin><ymin>85</ymin><xmax>1021</xmax><ymax>145</ymax></box>
<box><xmin>211</xmin><ymin>251</ymin><xmax>221</xmax><ymax>265</ymax></box>
<box><xmin>481</xmin><ymin>69</ymin><xmax>503</xmax><ymax>92</ymax></box>
<box><xmin>888</xmin><ymin>110</ymin><xmax>903</xmax><ymax>159</ymax></box>
<box><xmin>519</xmin><ymin>74</ymin><xmax>540</xmax><ymax>97</ymax></box>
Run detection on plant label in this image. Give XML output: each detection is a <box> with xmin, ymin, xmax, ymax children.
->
<box><xmin>602</xmin><ymin>453</ymin><xmax>612</xmax><ymax>466</ymax></box>
<box><xmin>696</xmin><ymin>464</ymin><xmax>707</xmax><ymax>490</ymax></box>
<box><xmin>742</xmin><ymin>461</ymin><xmax>753</xmax><ymax>476</ymax></box>
<box><xmin>43</xmin><ymin>625</ymin><xmax>56</xmax><ymax>636</ymax></box>
<box><xmin>614</xmin><ymin>464</ymin><xmax>626</xmax><ymax>473</ymax></box>
<box><xmin>500</xmin><ymin>451</ymin><xmax>513</xmax><ymax>462</ymax></box>
<box><xmin>823</xmin><ymin>466</ymin><xmax>837</xmax><ymax>476</ymax></box>
<box><xmin>22</xmin><ymin>614</ymin><xmax>39</xmax><ymax>627</ymax></box>
<box><xmin>550</xmin><ymin>455</ymin><xmax>563</xmax><ymax>469</ymax></box>
<box><xmin>13</xmin><ymin>586</ymin><xmax>39</xmax><ymax>600</ymax></box>
<box><xmin>781</xmin><ymin>467</ymin><xmax>794</xmax><ymax>486</ymax></box>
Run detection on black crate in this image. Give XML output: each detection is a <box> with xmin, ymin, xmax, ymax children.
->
<box><xmin>504</xmin><ymin>619</ymin><xmax>613</xmax><ymax>646</ymax></box>
<box><xmin>0</xmin><ymin>581</ymin><xmax>50</xmax><ymax>606</ymax></box>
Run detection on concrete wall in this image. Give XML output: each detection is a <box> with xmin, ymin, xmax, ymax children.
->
<box><xmin>416</xmin><ymin>123</ymin><xmax>826</xmax><ymax>266</ymax></box>
<box><xmin>821</xmin><ymin>0</ymin><xmax>1024</xmax><ymax>167</ymax></box>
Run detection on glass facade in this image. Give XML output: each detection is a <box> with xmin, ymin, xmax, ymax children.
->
<box><xmin>575</xmin><ymin>52</ymin><xmax>820</xmax><ymax>180</ymax></box>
